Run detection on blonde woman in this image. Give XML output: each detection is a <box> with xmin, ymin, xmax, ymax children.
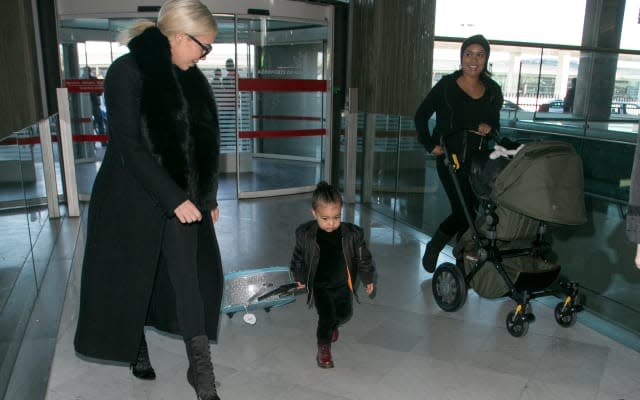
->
<box><xmin>74</xmin><ymin>1</ymin><xmax>223</xmax><ymax>399</ymax></box>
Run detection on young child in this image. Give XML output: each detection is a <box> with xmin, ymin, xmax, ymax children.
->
<box><xmin>290</xmin><ymin>181</ymin><xmax>376</xmax><ymax>368</ymax></box>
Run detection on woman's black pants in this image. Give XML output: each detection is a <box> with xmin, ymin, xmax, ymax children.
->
<box><xmin>313</xmin><ymin>285</ymin><xmax>353</xmax><ymax>345</ymax></box>
<box><xmin>436</xmin><ymin>157</ymin><xmax>478</xmax><ymax>238</ymax></box>
<box><xmin>162</xmin><ymin>217</ymin><xmax>206</xmax><ymax>340</ymax></box>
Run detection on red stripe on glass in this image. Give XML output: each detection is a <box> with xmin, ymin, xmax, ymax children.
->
<box><xmin>0</xmin><ymin>134</ymin><xmax>109</xmax><ymax>146</ymax></box>
<box><xmin>251</xmin><ymin>115</ymin><xmax>322</xmax><ymax>121</ymax></box>
<box><xmin>238</xmin><ymin>129</ymin><xmax>326</xmax><ymax>139</ymax></box>
<box><xmin>238</xmin><ymin>78</ymin><xmax>327</xmax><ymax>92</ymax></box>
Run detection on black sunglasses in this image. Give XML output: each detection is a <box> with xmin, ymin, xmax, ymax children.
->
<box><xmin>186</xmin><ymin>33</ymin><xmax>212</xmax><ymax>58</ymax></box>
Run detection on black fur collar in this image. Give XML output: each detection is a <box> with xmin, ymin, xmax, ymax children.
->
<box><xmin>128</xmin><ymin>27</ymin><xmax>174</xmax><ymax>83</ymax></box>
<box><xmin>127</xmin><ymin>27</ymin><xmax>220</xmax><ymax>210</ymax></box>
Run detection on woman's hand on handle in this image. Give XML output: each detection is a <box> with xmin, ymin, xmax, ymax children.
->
<box><xmin>174</xmin><ymin>200</ymin><xmax>202</xmax><ymax>224</ymax></box>
<box><xmin>431</xmin><ymin>145</ymin><xmax>444</xmax><ymax>156</ymax></box>
<box><xmin>477</xmin><ymin>123</ymin><xmax>492</xmax><ymax>136</ymax></box>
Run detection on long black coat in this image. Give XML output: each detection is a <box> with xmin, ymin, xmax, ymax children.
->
<box><xmin>74</xmin><ymin>27</ymin><xmax>223</xmax><ymax>363</ymax></box>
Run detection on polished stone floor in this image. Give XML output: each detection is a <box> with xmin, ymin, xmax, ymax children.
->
<box><xmin>5</xmin><ymin>194</ymin><xmax>638</xmax><ymax>400</ymax></box>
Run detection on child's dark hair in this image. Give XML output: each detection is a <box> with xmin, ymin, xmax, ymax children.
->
<box><xmin>311</xmin><ymin>181</ymin><xmax>342</xmax><ymax>209</ymax></box>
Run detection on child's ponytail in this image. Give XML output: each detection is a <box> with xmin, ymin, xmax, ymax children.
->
<box><xmin>311</xmin><ymin>181</ymin><xmax>342</xmax><ymax>209</ymax></box>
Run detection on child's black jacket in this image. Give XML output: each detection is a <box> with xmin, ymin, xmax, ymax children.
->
<box><xmin>290</xmin><ymin>221</ymin><xmax>375</xmax><ymax>304</ymax></box>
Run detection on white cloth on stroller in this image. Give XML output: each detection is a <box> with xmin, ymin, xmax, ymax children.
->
<box><xmin>489</xmin><ymin>144</ymin><xmax>524</xmax><ymax>160</ymax></box>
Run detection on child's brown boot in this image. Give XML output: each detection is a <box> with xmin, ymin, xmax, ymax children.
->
<box><xmin>331</xmin><ymin>328</ymin><xmax>339</xmax><ymax>343</ymax></box>
<box><xmin>316</xmin><ymin>344</ymin><xmax>334</xmax><ymax>368</ymax></box>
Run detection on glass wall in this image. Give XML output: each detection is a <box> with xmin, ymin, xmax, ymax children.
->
<box><xmin>235</xmin><ymin>18</ymin><xmax>328</xmax><ymax>197</ymax></box>
<box><xmin>59</xmin><ymin>14</ymin><xmax>330</xmax><ymax>200</ymax></box>
<box><xmin>344</xmin><ymin>38</ymin><xmax>640</xmax><ymax>337</ymax></box>
<box><xmin>433</xmin><ymin>42</ymin><xmax>640</xmax><ymax>127</ymax></box>
<box><xmin>58</xmin><ymin>17</ymin><xmax>241</xmax><ymax>201</ymax></box>
<box><xmin>431</xmin><ymin>41</ymin><xmax>640</xmax><ymax>202</ymax></box>
<box><xmin>0</xmin><ymin>116</ymin><xmax>62</xmax><ymax>398</ymax></box>
<box><xmin>435</xmin><ymin>0</ymin><xmax>640</xmax><ymax>52</ymax></box>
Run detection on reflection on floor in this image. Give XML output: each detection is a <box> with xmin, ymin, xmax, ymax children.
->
<box><xmin>19</xmin><ymin>195</ymin><xmax>640</xmax><ymax>400</ymax></box>
<box><xmin>75</xmin><ymin>149</ymin><xmax>322</xmax><ymax>200</ymax></box>
<box><xmin>237</xmin><ymin>157</ymin><xmax>323</xmax><ymax>193</ymax></box>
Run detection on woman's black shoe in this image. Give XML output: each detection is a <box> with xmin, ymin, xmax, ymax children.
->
<box><xmin>130</xmin><ymin>334</ymin><xmax>156</xmax><ymax>380</ymax></box>
<box><xmin>130</xmin><ymin>362</ymin><xmax>156</xmax><ymax>380</ymax></box>
<box><xmin>422</xmin><ymin>229</ymin><xmax>451</xmax><ymax>273</ymax></box>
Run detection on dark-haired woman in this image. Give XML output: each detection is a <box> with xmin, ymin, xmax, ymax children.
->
<box><xmin>414</xmin><ymin>34</ymin><xmax>504</xmax><ymax>273</ymax></box>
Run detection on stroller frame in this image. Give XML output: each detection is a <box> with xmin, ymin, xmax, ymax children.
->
<box><xmin>431</xmin><ymin>134</ymin><xmax>583</xmax><ymax>337</ymax></box>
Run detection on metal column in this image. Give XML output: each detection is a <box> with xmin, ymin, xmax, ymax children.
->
<box><xmin>57</xmin><ymin>88</ymin><xmax>80</xmax><ymax>217</ymax></box>
<box><xmin>38</xmin><ymin>118</ymin><xmax>60</xmax><ymax>218</ymax></box>
<box><xmin>344</xmin><ymin>88</ymin><xmax>357</xmax><ymax>203</ymax></box>
<box><xmin>361</xmin><ymin>112</ymin><xmax>376</xmax><ymax>203</ymax></box>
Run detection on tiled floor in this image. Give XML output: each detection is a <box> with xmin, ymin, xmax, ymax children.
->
<box><xmin>33</xmin><ymin>195</ymin><xmax>640</xmax><ymax>400</ymax></box>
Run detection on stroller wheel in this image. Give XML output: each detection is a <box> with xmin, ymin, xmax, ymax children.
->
<box><xmin>506</xmin><ymin>311</ymin><xmax>529</xmax><ymax>337</ymax></box>
<box><xmin>432</xmin><ymin>262</ymin><xmax>467</xmax><ymax>312</ymax></box>
<box><xmin>554</xmin><ymin>302</ymin><xmax>577</xmax><ymax>328</ymax></box>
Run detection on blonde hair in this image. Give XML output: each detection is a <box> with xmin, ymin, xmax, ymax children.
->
<box><xmin>120</xmin><ymin>0</ymin><xmax>217</xmax><ymax>44</ymax></box>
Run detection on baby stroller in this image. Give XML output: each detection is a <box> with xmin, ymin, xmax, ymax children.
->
<box><xmin>431</xmin><ymin>136</ymin><xmax>587</xmax><ymax>337</ymax></box>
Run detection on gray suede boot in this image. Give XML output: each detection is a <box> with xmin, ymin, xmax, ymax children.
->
<box><xmin>185</xmin><ymin>335</ymin><xmax>220</xmax><ymax>400</ymax></box>
<box><xmin>422</xmin><ymin>230</ymin><xmax>451</xmax><ymax>273</ymax></box>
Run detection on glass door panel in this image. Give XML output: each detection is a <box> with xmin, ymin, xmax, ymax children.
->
<box><xmin>235</xmin><ymin>18</ymin><xmax>328</xmax><ymax>197</ymax></box>
<box><xmin>58</xmin><ymin>10</ymin><xmax>331</xmax><ymax>201</ymax></box>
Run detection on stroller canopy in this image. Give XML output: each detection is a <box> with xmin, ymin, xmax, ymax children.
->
<box><xmin>491</xmin><ymin>141</ymin><xmax>587</xmax><ymax>225</ymax></box>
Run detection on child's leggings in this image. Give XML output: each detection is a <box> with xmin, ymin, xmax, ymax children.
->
<box><xmin>313</xmin><ymin>285</ymin><xmax>352</xmax><ymax>345</ymax></box>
